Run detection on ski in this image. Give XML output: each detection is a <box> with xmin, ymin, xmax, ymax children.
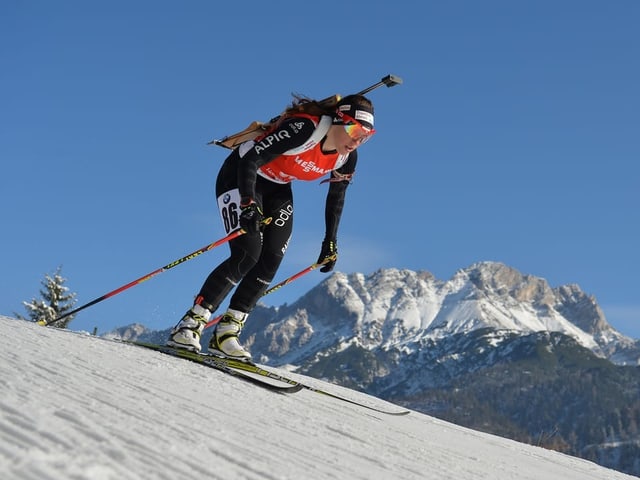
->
<box><xmin>129</xmin><ymin>341</ymin><xmax>302</xmax><ymax>393</ymax></box>
<box><xmin>216</xmin><ymin>356</ymin><xmax>411</xmax><ymax>416</ymax></box>
<box><xmin>131</xmin><ymin>342</ymin><xmax>410</xmax><ymax>415</ymax></box>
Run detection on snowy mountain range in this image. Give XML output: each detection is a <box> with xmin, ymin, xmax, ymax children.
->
<box><xmin>234</xmin><ymin>261</ymin><xmax>640</xmax><ymax>367</ymax></box>
<box><xmin>116</xmin><ymin>261</ymin><xmax>639</xmax><ymax>367</ymax></box>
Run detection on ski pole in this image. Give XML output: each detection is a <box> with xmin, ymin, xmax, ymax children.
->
<box><xmin>263</xmin><ymin>256</ymin><xmax>336</xmax><ymax>296</ymax></box>
<box><xmin>38</xmin><ymin>229</ymin><xmax>247</xmax><ymax>327</ymax></box>
<box><xmin>203</xmin><ymin>255</ymin><xmax>336</xmax><ymax>329</ymax></box>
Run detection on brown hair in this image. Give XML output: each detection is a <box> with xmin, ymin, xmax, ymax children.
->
<box><xmin>283</xmin><ymin>93</ymin><xmax>373</xmax><ymax>118</ymax></box>
<box><xmin>281</xmin><ymin>94</ymin><xmax>342</xmax><ymax>118</ymax></box>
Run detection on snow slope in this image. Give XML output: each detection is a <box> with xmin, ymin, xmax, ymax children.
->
<box><xmin>0</xmin><ymin>316</ymin><xmax>634</xmax><ymax>480</ymax></box>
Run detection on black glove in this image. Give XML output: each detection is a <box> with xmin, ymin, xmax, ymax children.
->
<box><xmin>317</xmin><ymin>239</ymin><xmax>338</xmax><ymax>273</ymax></box>
<box><xmin>239</xmin><ymin>201</ymin><xmax>264</xmax><ymax>235</ymax></box>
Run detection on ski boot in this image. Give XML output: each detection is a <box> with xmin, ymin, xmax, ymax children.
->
<box><xmin>208</xmin><ymin>308</ymin><xmax>252</xmax><ymax>362</ymax></box>
<box><xmin>166</xmin><ymin>302</ymin><xmax>212</xmax><ymax>353</ymax></box>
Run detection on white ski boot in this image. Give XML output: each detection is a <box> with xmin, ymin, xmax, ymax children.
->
<box><xmin>166</xmin><ymin>303</ymin><xmax>212</xmax><ymax>353</ymax></box>
<box><xmin>208</xmin><ymin>308</ymin><xmax>252</xmax><ymax>361</ymax></box>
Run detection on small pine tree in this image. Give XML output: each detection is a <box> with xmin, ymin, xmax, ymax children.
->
<box><xmin>17</xmin><ymin>266</ymin><xmax>77</xmax><ymax>328</ymax></box>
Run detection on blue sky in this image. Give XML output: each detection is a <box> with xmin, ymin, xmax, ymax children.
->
<box><xmin>2</xmin><ymin>1</ymin><xmax>639</xmax><ymax>338</ymax></box>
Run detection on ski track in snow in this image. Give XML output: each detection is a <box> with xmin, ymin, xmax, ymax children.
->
<box><xmin>0</xmin><ymin>316</ymin><xmax>634</xmax><ymax>480</ymax></box>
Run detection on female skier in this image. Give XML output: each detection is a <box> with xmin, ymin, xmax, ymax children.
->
<box><xmin>167</xmin><ymin>94</ymin><xmax>375</xmax><ymax>360</ymax></box>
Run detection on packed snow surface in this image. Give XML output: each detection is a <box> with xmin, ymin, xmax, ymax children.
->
<box><xmin>0</xmin><ymin>316</ymin><xmax>633</xmax><ymax>480</ymax></box>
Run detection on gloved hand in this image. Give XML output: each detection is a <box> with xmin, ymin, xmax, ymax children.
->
<box><xmin>239</xmin><ymin>201</ymin><xmax>264</xmax><ymax>235</ymax></box>
<box><xmin>317</xmin><ymin>239</ymin><xmax>338</xmax><ymax>273</ymax></box>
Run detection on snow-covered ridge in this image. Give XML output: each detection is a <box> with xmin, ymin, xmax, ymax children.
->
<box><xmin>1</xmin><ymin>316</ymin><xmax>634</xmax><ymax>480</ymax></box>
<box><xmin>268</xmin><ymin>262</ymin><xmax>638</xmax><ymax>365</ymax></box>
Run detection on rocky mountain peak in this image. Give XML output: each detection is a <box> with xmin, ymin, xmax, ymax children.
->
<box><xmin>269</xmin><ymin>262</ymin><xmax>638</xmax><ymax>365</ymax></box>
<box><xmin>464</xmin><ymin>261</ymin><xmax>556</xmax><ymax>305</ymax></box>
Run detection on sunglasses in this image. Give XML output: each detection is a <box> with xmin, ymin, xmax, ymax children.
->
<box><xmin>336</xmin><ymin>111</ymin><xmax>376</xmax><ymax>144</ymax></box>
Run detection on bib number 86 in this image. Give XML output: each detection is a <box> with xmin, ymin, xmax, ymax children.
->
<box><xmin>217</xmin><ymin>189</ymin><xmax>242</xmax><ymax>234</ymax></box>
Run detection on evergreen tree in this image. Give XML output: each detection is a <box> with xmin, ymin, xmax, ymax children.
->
<box><xmin>17</xmin><ymin>266</ymin><xmax>77</xmax><ymax>328</ymax></box>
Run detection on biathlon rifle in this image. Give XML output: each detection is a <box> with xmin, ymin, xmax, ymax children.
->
<box><xmin>208</xmin><ymin>74</ymin><xmax>402</xmax><ymax>150</ymax></box>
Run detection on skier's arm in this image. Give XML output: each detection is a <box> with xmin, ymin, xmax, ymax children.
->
<box><xmin>237</xmin><ymin>117</ymin><xmax>316</xmax><ymax>205</ymax></box>
<box><xmin>316</xmin><ymin>150</ymin><xmax>357</xmax><ymax>272</ymax></box>
<box><xmin>323</xmin><ymin>150</ymin><xmax>357</xmax><ymax>241</ymax></box>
